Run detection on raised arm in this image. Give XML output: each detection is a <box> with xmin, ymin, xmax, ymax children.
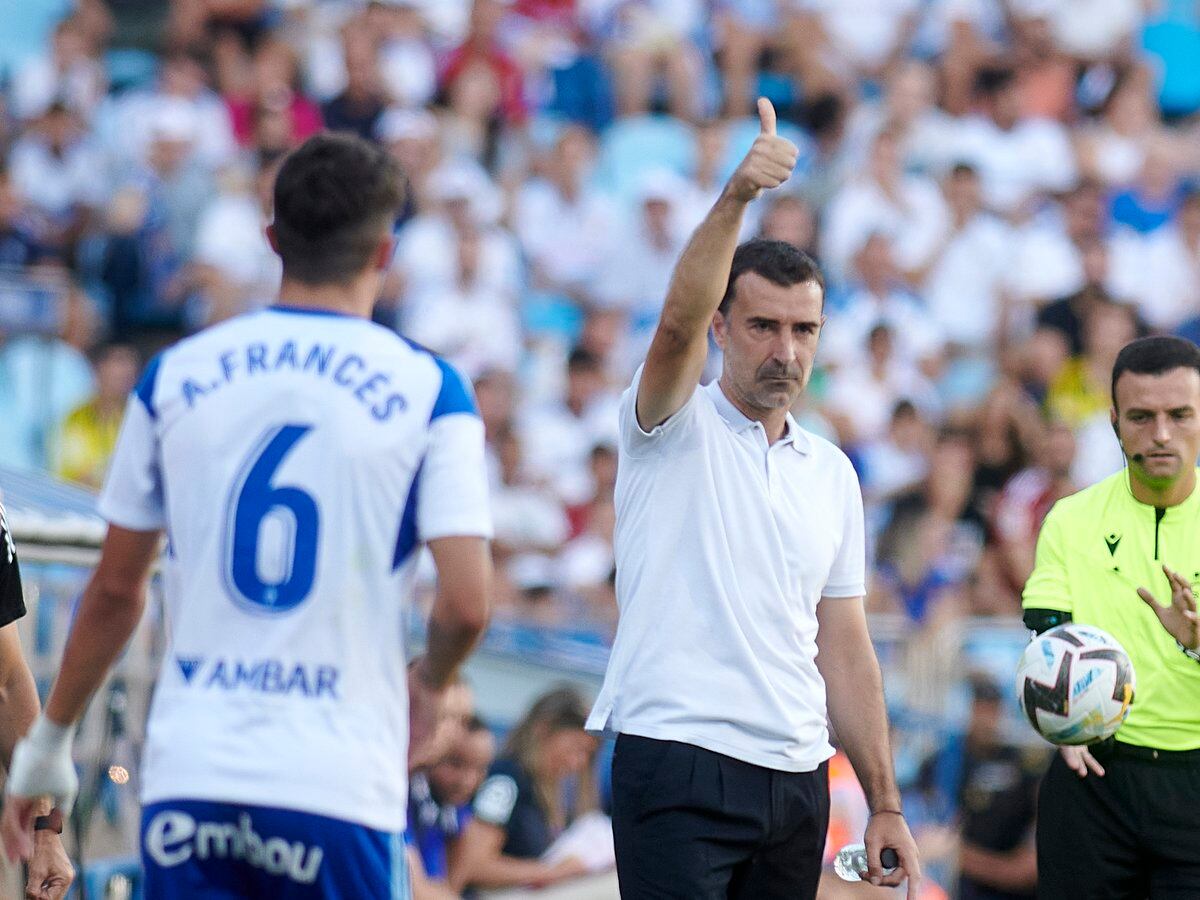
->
<box><xmin>636</xmin><ymin>98</ymin><xmax>799</xmax><ymax>429</ymax></box>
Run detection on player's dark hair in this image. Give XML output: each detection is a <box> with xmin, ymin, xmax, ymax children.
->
<box><xmin>1111</xmin><ymin>336</ymin><xmax>1200</xmax><ymax>409</ymax></box>
<box><xmin>719</xmin><ymin>239</ymin><xmax>825</xmax><ymax>316</ymax></box>
<box><xmin>271</xmin><ymin>133</ymin><xmax>404</xmax><ymax>285</ymax></box>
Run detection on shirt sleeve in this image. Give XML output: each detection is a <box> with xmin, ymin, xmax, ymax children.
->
<box><xmin>472</xmin><ymin>772</ymin><xmax>520</xmax><ymax>828</ymax></box>
<box><xmin>417</xmin><ymin>359</ymin><xmax>492</xmax><ymax>541</ymax></box>
<box><xmin>97</xmin><ymin>396</ymin><xmax>166</xmax><ymax>532</ymax></box>
<box><xmin>1021</xmin><ymin>504</ymin><xmax>1072</xmax><ymax>613</ymax></box>
<box><xmin>0</xmin><ymin>503</ymin><xmax>27</xmax><ymax>628</ymax></box>
<box><xmin>618</xmin><ymin>364</ymin><xmax>703</xmax><ymax>458</ymax></box>
<box><xmin>823</xmin><ymin>457</ymin><xmax>867</xmax><ymax>598</ymax></box>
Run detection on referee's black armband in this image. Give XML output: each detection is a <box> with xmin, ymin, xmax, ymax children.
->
<box><xmin>1023</xmin><ymin>608</ymin><xmax>1072</xmax><ymax>635</ymax></box>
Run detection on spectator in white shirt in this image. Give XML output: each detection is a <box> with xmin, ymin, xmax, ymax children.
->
<box><xmin>394</xmin><ymin>162</ymin><xmax>521</xmax><ymax>303</ymax></box>
<box><xmin>11</xmin><ymin>16</ymin><xmax>106</xmax><ymax>123</ymax></box>
<box><xmin>824</xmin><ymin>322</ymin><xmax>942</xmax><ymax>446</ymax></box>
<box><xmin>821</xmin><ymin>232</ymin><xmax>945</xmax><ymax>375</ymax></box>
<box><xmin>1076</xmin><ymin>67</ymin><xmax>1162</xmax><ymax>189</ymax></box>
<box><xmin>193</xmin><ymin>157</ymin><xmax>283</xmax><ymax>323</ymax></box>
<box><xmin>951</xmin><ymin>64</ymin><xmax>1077</xmax><ymax>215</ymax></box>
<box><xmin>822</xmin><ymin>125</ymin><xmax>949</xmax><ymax>283</ymax></box>
<box><xmin>96</xmin><ymin>47</ymin><xmax>237</xmax><ymax>173</ymax></box>
<box><xmin>7</xmin><ymin>102</ymin><xmax>105</xmax><ymax>249</ymax></box>
<box><xmin>518</xmin><ymin>347</ymin><xmax>621</xmax><ymax>506</ymax></box>
<box><xmin>790</xmin><ymin>0</ymin><xmax>922</xmax><ymax>91</ymax></box>
<box><xmin>844</xmin><ymin>60</ymin><xmax>957</xmax><ymax>175</ymax></box>
<box><xmin>919</xmin><ymin>163</ymin><xmax>1013</xmax><ymax>353</ymax></box>
<box><xmin>513</xmin><ymin>124</ymin><xmax>618</xmax><ymax>302</ymax></box>
<box><xmin>403</xmin><ymin>223</ymin><xmax>522</xmax><ymax>378</ymax></box>
<box><xmin>595</xmin><ymin>169</ymin><xmax>691</xmax><ymax>332</ymax></box>
<box><xmin>489</xmin><ymin>422</ymin><xmax>571</xmax><ymax>560</ymax></box>
<box><xmin>1141</xmin><ymin>187</ymin><xmax>1200</xmax><ymax>334</ymax></box>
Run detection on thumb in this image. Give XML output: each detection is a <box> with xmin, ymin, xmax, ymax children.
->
<box><xmin>757</xmin><ymin>97</ymin><xmax>776</xmax><ymax>136</ymax></box>
<box><xmin>1138</xmin><ymin>587</ymin><xmax>1165</xmax><ymax>616</ymax></box>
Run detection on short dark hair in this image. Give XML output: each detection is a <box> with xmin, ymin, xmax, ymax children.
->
<box><xmin>271</xmin><ymin>133</ymin><xmax>404</xmax><ymax>285</ymax></box>
<box><xmin>974</xmin><ymin>65</ymin><xmax>1016</xmax><ymax>98</ymax></box>
<box><xmin>1111</xmin><ymin>336</ymin><xmax>1200</xmax><ymax>408</ymax></box>
<box><xmin>567</xmin><ymin>346</ymin><xmax>602</xmax><ymax>373</ymax></box>
<box><xmin>718</xmin><ymin>239</ymin><xmax>824</xmax><ymax>316</ymax></box>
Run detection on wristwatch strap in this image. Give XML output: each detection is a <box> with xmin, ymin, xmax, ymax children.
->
<box><xmin>1176</xmin><ymin>640</ymin><xmax>1200</xmax><ymax>664</ymax></box>
<box><xmin>33</xmin><ymin>809</ymin><xmax>63</xmax><ymax>834</ymax></box>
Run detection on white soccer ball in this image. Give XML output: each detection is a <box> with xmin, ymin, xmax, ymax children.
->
<box><xmin>1015</xmin><ymin>623</ymin><xmax>1136</xmax><ymax>746</ymax></box>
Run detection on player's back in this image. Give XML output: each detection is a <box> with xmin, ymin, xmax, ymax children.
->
<box><xmin>99</xmin><ymin>305</ymin><xmax>487</xmax><ymax>832</ymax></box>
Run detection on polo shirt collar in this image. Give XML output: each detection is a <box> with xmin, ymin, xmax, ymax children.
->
<box><xmin>705</xmin><ymin>379</ymin><xmax>811</xmax><ymax>454</ymax></box>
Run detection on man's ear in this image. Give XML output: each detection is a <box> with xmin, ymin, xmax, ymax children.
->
<box><xmin>711</xmin><ymin>310</ymin><xmax>728</xmax><ymax>350</ymax></box>
<box><xmin>265</xmin><ymin>223</ymin><xmax>279</xmax><ymax>254</ymax></box>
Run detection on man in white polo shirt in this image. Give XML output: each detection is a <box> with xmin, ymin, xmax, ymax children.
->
<box><xmin>587</xmin><ymin>99</ymin><xmax>921</xmax><ymax>899</ymax></box>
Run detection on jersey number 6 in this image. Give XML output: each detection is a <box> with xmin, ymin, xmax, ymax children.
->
<box><xmin>223</xmin><ymin>424</ymin><xmax>319</xmax><ymax>614</ymax></box>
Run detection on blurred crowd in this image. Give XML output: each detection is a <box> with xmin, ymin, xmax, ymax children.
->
<box><xmin>4</xmin><ymin>0</ymin><xmax>1200</xmax><ymax>895</ymax></box>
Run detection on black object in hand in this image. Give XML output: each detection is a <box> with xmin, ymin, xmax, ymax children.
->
<box><xmin>881</xmin><ymin>848</ymin><xmax>899</xmax><ymax>870</ymax></box>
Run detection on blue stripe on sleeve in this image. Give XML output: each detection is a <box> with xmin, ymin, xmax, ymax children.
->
<box><xmin>133</xmin><ymin>353</ymin><xmax>164</xmax><ymax>420</ymax></box>
<box><xmin>430</xmin><ymin>357</ymin><xmax>478</xmax><ymax>421</ymax></box>
<box><xmin>391</xmin><ymin>461</ymin><xmax>424</xmax><ymax>571</ymax></box>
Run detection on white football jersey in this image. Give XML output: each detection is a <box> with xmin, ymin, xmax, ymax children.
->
<box><xmin>98</xmin><ymin>306</ymin><xmax>491</xmax><ymax>832</ymax></box>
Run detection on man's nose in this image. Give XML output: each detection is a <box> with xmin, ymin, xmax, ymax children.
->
<box><xmin>1154</xmin><ymin>414</ymin><xmax>1172</xmax><ymax>444</ymax></box>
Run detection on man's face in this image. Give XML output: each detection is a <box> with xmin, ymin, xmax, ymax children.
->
<box><xmin>1113</xmin><ymin>367</ymin><xmax>1200</xmax><ymax>489</ymax></box>
<box><xmin>428</xmin><ymin>730</ymin><xmax>495</xmax><ymax>808</ymax></box>
<box><xmin>713</xmin><ymin>273</ymin><xmax>824</xmax><ymax>413</ymax></box>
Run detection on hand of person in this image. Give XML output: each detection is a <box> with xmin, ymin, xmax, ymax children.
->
<box><xmin>534</xmin><ymin>856</ymin><xmax>588</xmax><ymax>888</ymax></box>
<box><xmin>1060</xmin><ymin>744</ymin><xmax>1105</xmax><ymax>778</ymax></box>
<box><xmin>724</xmin><ymin>98</ymin><xmax>800</xmax><ymax>204</ymax></box>
<box><xmin>25</xmin><ymin>828</ymin><xmax>73</xmax><ymax>900</ymax></box>
<box><xmin>1</xmin><ymin>718</ymin><xmax>77</xmax><ymax>864</ymax></box>
<box><xmin>1138</xmin><ymin>565</ymin><xmax>1199</xmax><ymax>650</ymax></box>
<box><xmin>406</xmin><ymin>658</ymin><xmax>445</xmax><ymax>771</ymax></box>
<box><xmin>863</xmin><ymin>810</ymin><xmax>922</xmax><ymax>900</ymax></box>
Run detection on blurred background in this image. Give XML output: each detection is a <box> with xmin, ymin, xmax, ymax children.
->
<box><xmin>4</xmin><ymin>0</ymin><xmax>1200</xmax><ymax>896</ymax></box>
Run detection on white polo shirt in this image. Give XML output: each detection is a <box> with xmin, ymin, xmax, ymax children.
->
<box><xmin>586</xmin><ymin>368</ymin><xmax>866</xmax><ymax>772</ymax></box>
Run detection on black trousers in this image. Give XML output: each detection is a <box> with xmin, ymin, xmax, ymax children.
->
<box><xmin>1037</xmin><ymin>741</ymin><xmax>1200</xmax><ymax>899</ymax></box>
<box><xmin>610</xmin><ymin>733</ymin><xmax>829</xmax><ymax>900</ymax></box>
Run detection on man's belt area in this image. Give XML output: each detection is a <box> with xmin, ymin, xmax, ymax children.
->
<box><xmin>1089</xmin><ymin>738</ymin><xmax>1200</xmax><ymax>765</ymax></box>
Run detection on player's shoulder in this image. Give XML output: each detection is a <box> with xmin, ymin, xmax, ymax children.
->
<box><xmin>395</xmin><ymin>335</ymin><xmax>478</xmax><ymax>420</ymax></box>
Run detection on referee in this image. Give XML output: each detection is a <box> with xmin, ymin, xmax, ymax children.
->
<box><xmin>586</xmin><ymin>99</ymin><xmax>920</xmax><ymax>900</ymax></box>
<box><xmin>1023</xmin><ymin>335</ymin><xmax>1200</xmax><ymax>897</ymax></box>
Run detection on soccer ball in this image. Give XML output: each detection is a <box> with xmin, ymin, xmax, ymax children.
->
<box><xmin>1015</xmin><ymin>623</ymin><xmax>1136</xmax><ymax>746</ymax></box>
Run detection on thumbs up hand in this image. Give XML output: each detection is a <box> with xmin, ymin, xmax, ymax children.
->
<box><xmin>725</xmin><ymin>98</ymin><xmax>800</xmax><ymax>204</ymax></box>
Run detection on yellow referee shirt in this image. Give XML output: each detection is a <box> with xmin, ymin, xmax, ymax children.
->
<box><xmin>1023</xmin><ymin>467</ymin><xmax>1200</xmax><ymax>751</ymax></box>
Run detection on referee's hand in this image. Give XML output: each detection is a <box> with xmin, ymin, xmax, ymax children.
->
<box><xmin>1137</xmin><ymin>564</ymin><xmax>1200</xmax><ymax>650</ymax></box>
<box><xmin>724</xmin><ymin>98</ymin><xmax>800</xmax><ymax>204</ymax></box>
